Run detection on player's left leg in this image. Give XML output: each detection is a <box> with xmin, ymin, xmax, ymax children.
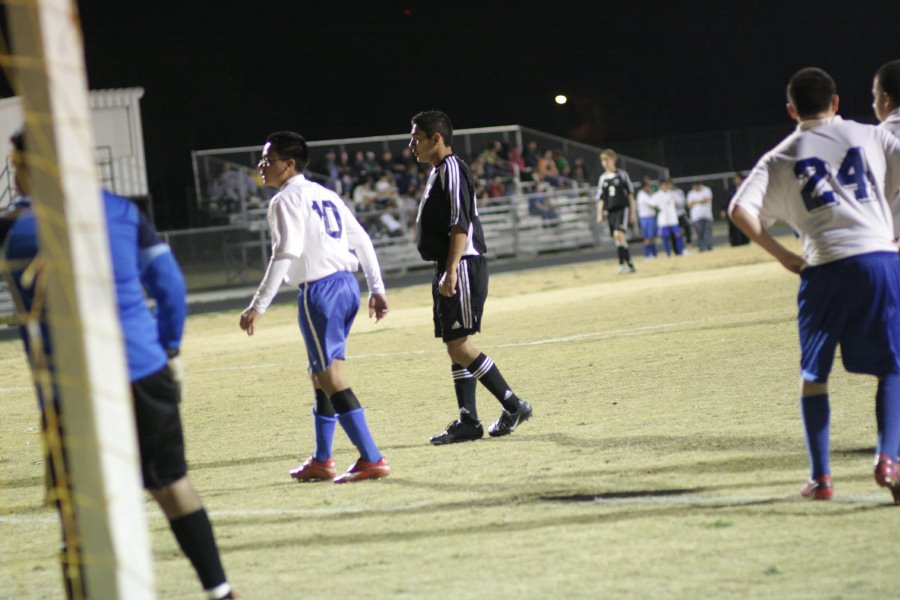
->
<box><xmin>799</xmin><ymin>379</ymin><xmax>833</xmax><ymax>500</ymax></box>
<box><xmin>289</xmin><ymin>381</ymin><xmax>338</xmax><ymax>482</ymax></box>
<box><xmin>135</xmin><ymin>369</ymin><xmax>236</xmax><ymax>599</ymax></box>
<box><xmin>874</xmin><ymin>373</ymin><xmax>900</xmax><ymax>502</ymax></box>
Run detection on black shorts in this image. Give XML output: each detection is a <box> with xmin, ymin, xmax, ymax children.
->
<box><xmin>433</xmin><ymin>255</ymin><xmax>489</xmax><ymax>342</ymax></box>
<box><xmin>607</xmin><ymin>208</ymin><xmax>630</xmax><ymax>235</ymax></box>
<box><xmin>132</xmin><ymin>365</ymin><xmax>187</xmax><ymax>489</ymax></box>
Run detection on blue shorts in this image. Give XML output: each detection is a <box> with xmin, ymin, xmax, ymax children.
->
<box><xmin>640</xmin><ymin>217</ymin><xmax>657</xmax><ymax>239</ymax></box>
<box><xmin>798</xmin><ymin>252</ymin><xmax>900</xmax><ymax>382</ymax></box>
<box><xmin>297</xmin><ymin>271</ymin><xmax>360</xmax><ymax>374</ymax></box>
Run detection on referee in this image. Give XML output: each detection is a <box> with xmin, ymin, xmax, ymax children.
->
<box><xmin>409</xmin><ymin>110</ymin><xmax>533</xmax><ymax>445</ymax></box>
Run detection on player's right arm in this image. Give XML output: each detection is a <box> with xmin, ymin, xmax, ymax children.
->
<box><xmin>729</xmin><ymin>204</ymin><xmax>805</xmax><ymax>274</ymax></box>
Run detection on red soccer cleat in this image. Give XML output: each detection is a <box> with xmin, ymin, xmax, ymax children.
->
<box><xmin>290</xmin><ymin>457</ymin><xmax>336</xmax><ymax>482</ymax></box>
<box><xmin>334</xmin><ymin>456</ymin><xmax>391</xmax><ymax>484</ymax></box>
<box><xmin>800</xmin><ymin>474</ymin><xmax>833</xmax><ymax>500</ymax></box>
<box><xmin>873</xmin><ymin>454</ymin><xmax>900</xmax><ymax>504</ymax></box>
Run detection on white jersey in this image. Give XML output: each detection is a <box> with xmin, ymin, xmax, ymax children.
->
<box><xmin>250</xmin><ymin>174</ymin><xmax>385</xmax><ymax>312</ymax></box>
<box><xmin>649</xmin><ymin>189</ymin><xmax>680</xmax><ymax>227</ymax></box>
<box><xmin>672</xmin><ymin>187</ymin><xmax>687</xmax><ymax>216</ymax></box>
<box><xmin>729</xmin><ymin>116</ymin><xmax>900</xmax><ymax>266</ymax></box>
<box><xmin>880</xmin><ymin>107</ymin><xmax>900</xmax><ymax>234</ymax></box>
<box><xmin>882</xmin><ymin>107</ymin><xmax>900</xmax><ymax>139</ymax></box>
<box><xmin>636</xmin><ymin>189</ymin><xmax>656</xmax><ymax>218</ymax></box>
<box><xmin>687</xmin><ymin>185</ymin><xmax>713</xmax><ymax>221</ymax></box>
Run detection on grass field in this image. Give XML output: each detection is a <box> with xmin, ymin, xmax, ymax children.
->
<box><xmin>2</xmin><ymin>237</ymin><xmax>900</xmax><ymax>599</ymax></box>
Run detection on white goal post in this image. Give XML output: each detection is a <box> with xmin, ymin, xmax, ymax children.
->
<box><xmin>6</xmin><ymin>0</ymin><xmax>154</xmax><ymax>598</ymax></box>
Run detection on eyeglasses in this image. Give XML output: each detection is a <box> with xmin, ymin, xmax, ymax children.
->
<box><xmin>258</xmin><ymin>156</ymin><xmax>288</xmax><ymax>168</ymax></box>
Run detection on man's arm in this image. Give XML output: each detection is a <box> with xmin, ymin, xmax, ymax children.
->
<box><xmin>439</xmin><ymin>225</ymin><xmax>468</xmax><ymax>297</ymax></box>
<box><xmin>730</xmin><ymin>204</ymin><xmax>805</xmax><ymax>273</ymax></box>
<box><xmin>627</xmin><ymin>193</ymin><xmax>637</xmax><ymax>226</ymax></box>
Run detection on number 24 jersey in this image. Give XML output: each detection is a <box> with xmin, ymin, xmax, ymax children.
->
<box><xmin>731</xmin><ymin>116</ymin><xmax>900</xmax><ymax>266</ymax></box>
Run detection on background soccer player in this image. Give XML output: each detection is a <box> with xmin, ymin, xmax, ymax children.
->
<box><xmin>729</xmin><ymin>68</ymin><xmax>900</xmax><ymax>502</ymax></box>
<box><xmin>409</xmin><ymin>110</ymin><xmax>533</xmax><ymax>445</ymax></box>
<box><xmin>2</xmin><ymin>129</ymin><xmax>238</xmax><ymax>599</ymax></box>
<box><xmin>595</xmin><ymin>149</ymin><xmax>638</xmax><ymax>273</ymax></box>
<box><xmin>240</xmin><ymin>131</ymin><xmax>390</xmax><ymax>484</ymax></box>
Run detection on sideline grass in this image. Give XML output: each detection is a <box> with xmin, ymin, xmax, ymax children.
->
<box><xmin>2</xmin><ymin>238</ymin><xmax>899</xmax><ymax>599</ymax></box>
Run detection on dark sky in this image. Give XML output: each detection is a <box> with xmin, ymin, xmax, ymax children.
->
<box><xmin>9</xmin><ymin>1</ymin><xmax>900</xmax><ymax>227</ymax></box>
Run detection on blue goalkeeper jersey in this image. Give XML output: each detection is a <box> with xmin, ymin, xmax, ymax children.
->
<box><xmin>1</xmin><ymin>191</ymin><xmax>187</xmax><ymax>381</ymax></box>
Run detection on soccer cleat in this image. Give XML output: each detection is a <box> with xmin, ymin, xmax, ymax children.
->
<box><xmin>289</xmin><ymin>456</ymin><xmax>336</xmax><ymax>482</ymax></box>
<box><xmin>873</xmin><ymin>454</ymin><xmax>900</xmax><ymax>503</ymax></box>
<box><xmin>800</xmin><ymin>475</ymin><xmax>833</xmax><ymax>500</ymax></box>
<box><xmin>334</xmin><ymin>456</ymin><xmax>391</xmax><ymax>484</ymax></box>
<box><xmin>488</xmin><ymin>399</ymin><xmax>533</xmax><ymax>437</ymax></box>
<box><xmin>617</xmin><ymin>265</ymin><xmax>626</xmax><ymax>274</ymax></box>
<box><xmin>430</xmin><ymin>419</ymin><xmax>484</xmax><ymax>445</ymax></box>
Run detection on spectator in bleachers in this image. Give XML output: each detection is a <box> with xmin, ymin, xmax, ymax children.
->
<box><xmin>529</xmin><ymin>180</ymin><xmax>559</xmax><ymax>222</ymax></box>
<box><xmin>522</xmin><ymin>140</ymin><xmax>540</xmax><ymax>182</ymax></box>
<box><xmin>554</xmin><ymin>149</ymin><xmax>570</xmax><ymax>182</ymax></box>
<box><xmin>337</xmin><ymin>151</ymin><xmax>356</xmax><ymax>196</ymax></box>
<box><xmin>486</xmin><ymin>176</ymin><xmax>507</xmax><ymax>199</ymax></box>
<box><xmin>536</xmin><ymin>149</ymin><xmax>561</xmax><ymax>187</ymax></box>
<box><xmin>378</xmin><ymin>150</ymin><xmax>395</xmax><ymax>174</ymax></box>
<box><xmin>506</xmin><ymin>145</ymin><xmax>526</xmax><ymax>178</ymax></box>
<box><xmin>394</xmin><ymin>147</ymin><xmax>417</xmax><ymax>173</ymax></box>
<box><xmin>314</xmin><ymin>149</ymin><xmax>341</xmax><ymax>193</ymax></box>
<box><xmin>207</xmin><ymin>163</ymin><xmax>259</xmax><ymax>214</ymax></box>
<box><xmin>569</xmin><ymin>156</ymin><xmax>590</xmax><ymax>188</ymax></box>
<box><xmin>362</xmin><ymin>151</ymin><xmax>381</xmax><ymax>177</ymax></box>
<box><xmin>395</xmin><ymin>161</ymin><xmax>418</xmax><ymax>196</ymax></box>
<box><xmin>352</xmin><ymin>173</ymin><xmax>379</xmax><ymax>219</ymax></box>
<box><xmin>479</xmin><ymin>140</ymin><xmax>505</xmax><ymax>179</ymax></box>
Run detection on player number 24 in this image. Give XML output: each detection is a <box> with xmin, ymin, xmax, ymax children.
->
<box><xmin>794</xmin><ymin>147</ymin><xmax>873</xmax><ymax>212</ymax></box>
<box><xmin>312</xmin><ymin>200</ymin><xmax>343</xmax><ymax>239</ymax></box>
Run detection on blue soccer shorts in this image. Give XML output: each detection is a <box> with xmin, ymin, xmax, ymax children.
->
<box><xmin>640</xmin><ymin>216</ymin><xmax>657</xmax><ymax>239</ymax></box>
<box><xmin>297</xmin><ymin>271</ymin><xmax>360</xmax><ymax>374</ymax></box>
<box><xmin>798</xmin><ymin>252</ymin><xmax>900</xmax><ymax>382</ymax></box>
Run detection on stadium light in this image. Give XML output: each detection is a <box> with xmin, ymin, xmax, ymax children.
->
<box><xmin>554</xmin><ymin>94</ymin><xmax>568</xmax><ymax>105</ymax></box>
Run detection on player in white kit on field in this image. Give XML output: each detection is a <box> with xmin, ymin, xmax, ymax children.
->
<box><xmin>730</xmin><ymin>67</ymin><xmax>900</xmax><ymax>502</ymax></box>
<box><xmin>240</xmin><ymin>131</ymin><xmax>391</xmax><ymax>484</ymax></box>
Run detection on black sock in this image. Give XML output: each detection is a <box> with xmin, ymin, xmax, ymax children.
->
<box><xmin>467</xmin><ymin>353</ymin><xmax>519</xmax><ymax>413</ymax></box>
<box><xmin>330</xmin><ymin>388</ymin><xmax>361</xmax><ymax>413</ymax></box>
<box><xmin>169</xmin><ymin>509</ymin><xmax>227</xmax><ymax>591</ymax></box>
<box><xmin>616</xmin><ymin>246</ymin><xmax>625</xmax><ymax>264</ymax></box>
<box><xmin>315</xmin><ymin>388</ymin><xmax>335</xmax><ymax>417</ymax></box>
<box><xmin>452</xmin><ymin>363</ymin><xmax>478</xmax><ymax>423</ymax></box>
<box><xmin>623</xmin><ymin>246</ymin><xmax>633</xmax><ymax>266</ymax></box>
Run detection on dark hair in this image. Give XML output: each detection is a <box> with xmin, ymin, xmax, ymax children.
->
<box><xmin>876</xmin><ymin>60</ymin><xmax>900</xmax><ymax>102</ymax></box>
<box><xmin>410</xmin><ymin>110</ymin><xmax>453</xmax><ymax>147</ymax></box>
<box><xmin>787</xmin><ymin>67</ymin><xmax>836</xmax><ymax>117</ymax></box>
<box><xmin>10</xmin><ymin>128</ymin><xmax>24</xmax><ymax>152</ymax></box>
<box><xmin>265</xmin><ymin>131</ymin><xmax>309</xmax><ymax>170</ymax></box>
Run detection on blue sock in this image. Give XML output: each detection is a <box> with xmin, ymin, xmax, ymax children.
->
<box><xmin>337</xmin><ymin>408</ymin><xmax>381</xmax><ymax>463</ymax></box>
<box><xmin>312</xmin><ymin>408</ymin><xmax>337</xmax><ymax>462</ymax></box>
<box><xmin>800</xmin><ymin>394</ymin><xmax>830</xmax><ymax>479</ymax></box>
<box><xmin>876</xmin><ymin>373</ymin><xmax>900</xmax><ymax>460</ymax></box>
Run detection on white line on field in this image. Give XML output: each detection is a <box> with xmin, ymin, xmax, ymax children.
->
<box><xmin>198</xmin><ymin>309</ymin><xmax>790</xmax><ymax>371</ymax></box>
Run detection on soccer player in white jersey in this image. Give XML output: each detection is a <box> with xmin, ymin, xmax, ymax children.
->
<box><xmin>873</xmin><ymin>60</ymin><xmax>900</xmax><ymax>234</ymax></box>
<box><xmin>729</xmin><ymin>67</ymin><xmax>900</xmax><ymax>502</ymax></box>
<box><xmin>636</xmin><ymin>176</ymin><xmax>658</xmax><ymax>258</ymax></box>
<box><xmin>240</xmin><ymin>131</ymin><xmax>391</xmax><ymax>484</ymax></box>
<box><xmin>649</xmin><ymin>180</ymin><xmax>684</xmax><ymax>256</ymax></box>
<box><xmin>686</xmin><ymin>182</ymin><xmax>714</xmax><ymax>251</ymax></box>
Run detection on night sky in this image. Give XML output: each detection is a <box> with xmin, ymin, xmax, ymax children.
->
<box><xmin>6</xmin><ymin>1</ymin><xmax>900</xmax><ymax>228</ymax></box>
